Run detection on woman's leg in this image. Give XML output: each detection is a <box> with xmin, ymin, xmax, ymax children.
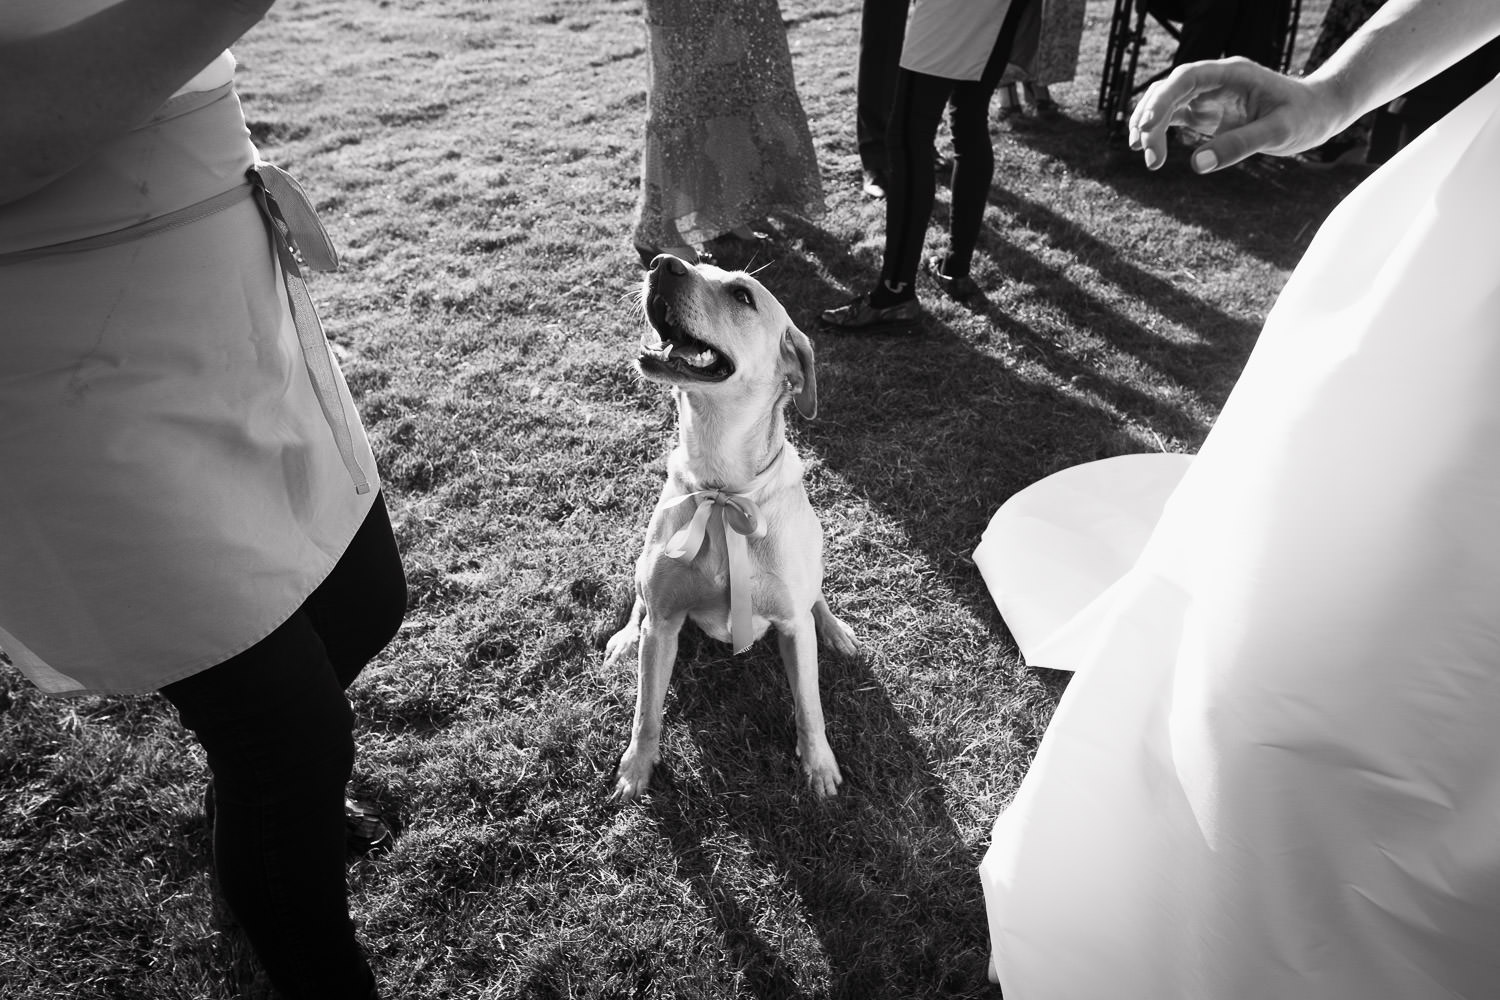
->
<box><xmin>160</xmin><ymin>496</ymin><xmax>405</xmax><ymax>1000</ymax></box>
<box><xmin>943</xmin><ymin>0</ymin><xmax>1036</xmax><ymax>279</ymax></box>
<box><xmin>944</xmin><ymin>89</ymin><xmax>997</xmax><ymax>280</ymax></box>
<box><xmin>164</xmin><ymin>610</ymin><xmax>375</xmax><ymax>1000</ymax></box>
<box><xmin>873</xmin><ymin>68</ymin><xmax>955</xmax><ymax>306</ymax></box>
<box><xmin>858</xmin><ymin>0</ymin><xmax>910</xmax><ymax>187</ymax></box>
<box><xmin>302</xmin><ymin>493</ymin><xmax>407</xmax><ymax>691</ymax></box>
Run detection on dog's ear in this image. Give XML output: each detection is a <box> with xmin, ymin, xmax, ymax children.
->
<box><xmin>779</xmin><ymin>323</ymin><xmax>817</xmax><ymax>419</ymax></box>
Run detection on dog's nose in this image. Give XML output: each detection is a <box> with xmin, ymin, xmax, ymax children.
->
<box><xmin>650</xmin><ymin>253</ymin><xmax>691</xmax><ymax>276</ymax></box>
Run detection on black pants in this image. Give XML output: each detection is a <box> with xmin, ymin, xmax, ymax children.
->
<box><xmin>1167</xmin><ymin>0</ymin><xmax>1285</xmax><ymax>67</ymax></box>
<box><xmin>879</xmin><ymin>0</ymin><xmax>1032</xmax><ymax>293</ymax></box>
<box><xmin>857</xmin><ymin>0</ymin><xmax>911</xmax><ymax>176</ymax></box>
<box><xmin>161</xmin><ymin>493</ymin><xmax>406</xmax><ymax>1000</ymax></box>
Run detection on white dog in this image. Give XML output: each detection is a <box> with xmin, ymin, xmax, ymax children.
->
<box><xmin>605</xmin><ymin>254</ymin><xmax>860</xmax><ymax>801</ymax></box>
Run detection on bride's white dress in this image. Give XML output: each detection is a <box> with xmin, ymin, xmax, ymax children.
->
<box><xmin>973</xmin><ymin>75</ymin><xmax>1500</xmax><ymax>999</ymax></box>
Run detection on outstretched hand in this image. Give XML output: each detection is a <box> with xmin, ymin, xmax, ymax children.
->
<box><xmin>1128</xmin><ymin>57</ymin><xmax>1351</xmax><ymax>173</ymax></box>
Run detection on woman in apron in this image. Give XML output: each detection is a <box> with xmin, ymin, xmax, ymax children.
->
<box><xmin>2</xmin><ymin>3</ymin><xmax>405</xmax><ymax>996</ymax></box>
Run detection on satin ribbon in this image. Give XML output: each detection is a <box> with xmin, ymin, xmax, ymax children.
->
<box><xmin>660</xmin><ymin>474</ymin><xmax>776</xmax><ymax>655</ymax></box>
<box><xmin>248</xmin><ymin>162</ymin><xmax>370</xmax><ymax>495</ymax></box>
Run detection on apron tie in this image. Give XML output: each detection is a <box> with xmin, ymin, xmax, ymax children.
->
<box><xmin>248</xmin><ymin>162</ymin><xmax>371</xmax><ymax>495</ymax></box>
<box><xmin>0</xmin><ymin>158</ymin><xmax>371</xmax><ymax>496</ymax></box>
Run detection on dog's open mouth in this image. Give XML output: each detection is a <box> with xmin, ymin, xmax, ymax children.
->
<box><xmin>639</xmin><ymin>292</ymin><xmax>735</xmax><ymax>382</ymax></box>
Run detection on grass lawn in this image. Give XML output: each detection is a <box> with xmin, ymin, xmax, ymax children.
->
<box><xmin>0</xmin><ymin>1</ymin><xmax>1360</xmax><ymax>997</ymax></box>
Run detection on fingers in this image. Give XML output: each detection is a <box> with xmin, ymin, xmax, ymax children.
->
<box><xmin>1129</xmin><ymin>58</ymin><xmax>1290</xmax><ymax>172</ymax></box>
<box><xmin>1193</xmin><ymin>111</ymin><xmax>1294</xmax><ymax>172</ymax></box>
<box><xmin>1126</xmin><ymin>88</ymin><xmax>1169</xmax><ymax>170</ymax></box>
<box><xmin>1128</xmin><ymin>61</ymin><xmax>1232</xmax><ymax>170</ymax></box>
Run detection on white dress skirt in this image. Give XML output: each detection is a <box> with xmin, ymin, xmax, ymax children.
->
<box><xmin>0</xmin><ymin>53</ymin><xmax>377</xmax><ymax>696</ymax></box>
<box><xmin>973</xmin><ymin>74</ymin><xmax>1500</xmax><ymax>999</ymax></box>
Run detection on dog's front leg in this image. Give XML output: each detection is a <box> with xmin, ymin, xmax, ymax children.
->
<box><xmin>813</xmin><ymin>595</ymin><xmax>860</xmax><ymax>657</ymax></box>
<box><xmin>603</xmin><ymin>596</ymin><xmax>646</xmax><ymax>667</ymax></box>
<box><xmin>777</xmin><ymin>617</ymin><xmax>843</xmax><ymax>797</ymax></box>
<box><xmin>614</xmin><ymin>609</ymin><xmax>685</xmax><ymax>802</ymax></box>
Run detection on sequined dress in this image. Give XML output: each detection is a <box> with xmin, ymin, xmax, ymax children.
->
<box><xmin>634</xmin><ymin>0</ymin><xmax>825</xmax><ymax>249</ymax></box>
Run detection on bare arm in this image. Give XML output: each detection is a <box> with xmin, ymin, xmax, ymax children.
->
<box><xmin>1129</xmin><ymin>0</ymin><xmax>1500</xmax><ymax>172</ymax></box>
<box><xmin>0</xmin><ymin>0</ymin><xmax>275</xmax><ymax>205</ymax></box>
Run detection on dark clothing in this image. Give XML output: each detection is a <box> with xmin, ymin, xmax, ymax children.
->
<box><xmin>161</xmin><ymin>493</ymin><xmax>405</xmax><ymax>1000</ymax></box>
<box><xmin>1158</xmin><ymin>0</ymin><xmax>1287</xmax><ymax>68</ymax></box>
<box><xmin>857</xmin><ymin>0</ymin><xmax>910</xmax><ymax>175</ymax></box>
<box><xmin>877</xmin><ymin>0</ymin><xmax>1033</xmax><ymax>298</ymax></box>
<box><xmin>1369</xmin><ymin>38</ymin><xmax>1500</xmax><ymax>161</ymax></box>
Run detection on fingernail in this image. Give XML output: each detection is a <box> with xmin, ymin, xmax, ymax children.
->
<box><xmin>1143</xmin><ymin>148</ymin><xmax>1160</xmax><ymax>170</ymax></box>
<box><xmin>1192</xmin><ymin>148</ymin><xmax>1219</xmax><ymax>173</ymax></box>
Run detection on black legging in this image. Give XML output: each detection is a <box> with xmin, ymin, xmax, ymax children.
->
<box><xmin>161</xmin><ymin>493</ymin><xmax>406</xmax><ymax>1000</ymax></box>
<box><xmin>879</xmin><ymin>0</ymin><xmax>1033</xmax><ymax>297</ymax></box>
<box><xmin>857</xmin><ymin>0</ymin><xmax>911</xmax><ymax>175</ymax></box>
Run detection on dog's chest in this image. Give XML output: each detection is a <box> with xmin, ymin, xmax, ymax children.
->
<box><xmin>684</xmin><ymin>552</ymin><xmax>772</xmax><ymax>645</ymax></box>
<box><xmin>689</xmin><ymin>607</ymin><xmax>770</xmax><ymax>646</ymax></box>
<box><xmin>646</xmin><ymin>522</ymin><xmax>777</xmax><ymax>641</ymax></box>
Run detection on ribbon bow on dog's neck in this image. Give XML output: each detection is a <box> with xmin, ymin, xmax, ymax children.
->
<box><xmin>659</xmin><ymin>449</ymin><xmax>783</xmax><ymax>654</ymax></box>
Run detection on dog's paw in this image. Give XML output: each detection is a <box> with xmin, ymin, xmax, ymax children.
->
<box><xmin>800</xmin><ymin>742</ymin><xmax>844</xmax><ymax>798</ymax></box>
<box><xmin>818</xmin><ymin>612</ymin><xmax>861</xmax><ymax>658</ymax></box>
<box><xmin>602</xmin><ymin>625</ymin><xmax>639</xmax><ymax>667</ymax></box>
<box><xmin>612</xmin><ymin>773</ymin><xmax>651</xmax><ymax>802</ymax></box>
<box><xmin>612</xmin><ymin>743</ymin><xmax>658</xmax><ymax>803</ymax></box>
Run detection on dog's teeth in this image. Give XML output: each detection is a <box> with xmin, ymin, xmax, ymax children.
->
<box><xmin>683</xmin><ymin>349</ymin><xmax>717</xmax><ymax>368</ymax></box>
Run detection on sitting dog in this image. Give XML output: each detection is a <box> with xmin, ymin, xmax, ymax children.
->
<box><xmin>605</xmin><ymin>254</ymin><xmax>859</xmax><ymax>801</ymax></box>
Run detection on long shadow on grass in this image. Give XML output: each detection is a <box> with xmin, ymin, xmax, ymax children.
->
<box><xmin>770</xmin><ymin>208</ymin><xmax>1253</xmax><ymax>622</ymax></box>
<box><xmin>990</xmin><ymin>114</ymin><xmax>1363</xmax><ymax>269</ymax></box>
<box><xmin>648</xmin><ymin>628</ymin><xmax>997</xmax><ymax>1000</ymax></box>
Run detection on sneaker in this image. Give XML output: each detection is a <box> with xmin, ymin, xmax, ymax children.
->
<box><xmin>925</xmin><ymin>256</ymin><xmax>980</xmax><ymax>300</ymax></box>
<box><xmin>820</xmin><ymin>293</ymin><xmax>922</xmax><ymax>334</ymax></box>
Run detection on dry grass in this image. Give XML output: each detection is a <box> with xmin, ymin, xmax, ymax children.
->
<box><xmin>0</xmin><ymin>1</ymin><xmax>1358</xmax><ymax>997</ymax></box>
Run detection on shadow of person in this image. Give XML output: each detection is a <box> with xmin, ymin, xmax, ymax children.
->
<box><xmin>945</xmin><ymin>182</ymin><xmax>1272</xmax><ymax>410</ymax></box>
<box><xmin>990</xmin><ymin>111</ymin><xmax>1365</xmax><ymax>271</ymax></box>
<box><xmin>767</xmin><ymin>205</ymin><xmax>1258</xmax><ymax>575</ymax></box>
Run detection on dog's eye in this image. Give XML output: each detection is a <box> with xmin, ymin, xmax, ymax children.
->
<box><xmin>732</xmin><ymin>287</ymin><xmax>755</xmax><ymax>308</ymax></box>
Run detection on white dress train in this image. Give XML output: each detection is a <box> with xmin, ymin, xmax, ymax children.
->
<box><xmin>973</xmin><ymin>74</ymin><xmax>1500</xmax><ymax>1000</ymax></box>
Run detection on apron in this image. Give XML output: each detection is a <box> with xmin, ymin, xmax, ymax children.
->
<box><xmin>0</xmin><ymin>53</ymin><xmax>378</xmax><ymax>695</ymax></box>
